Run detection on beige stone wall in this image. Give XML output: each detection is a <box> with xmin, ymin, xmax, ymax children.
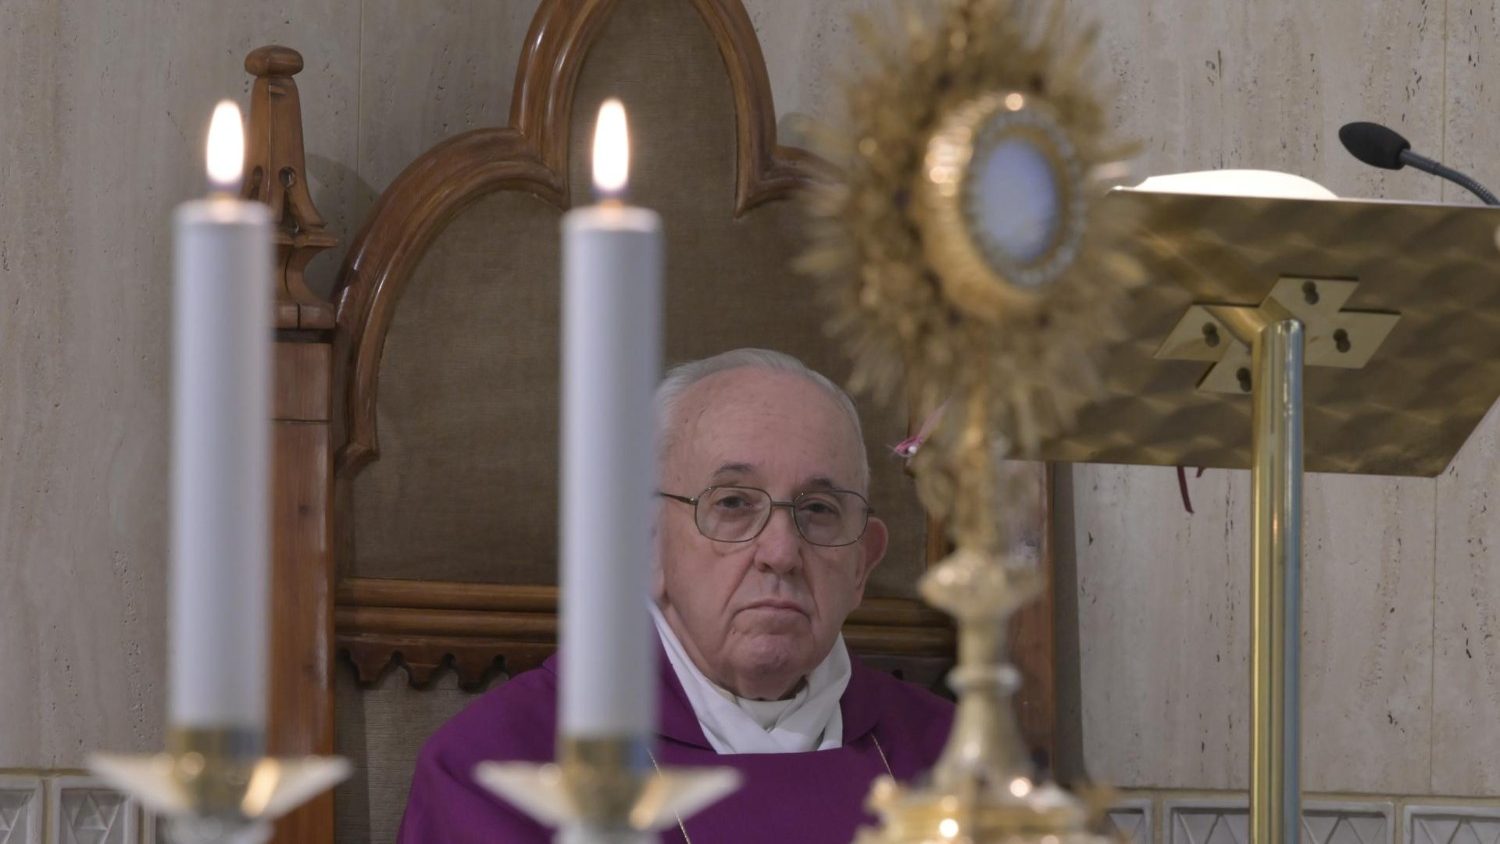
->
<box><xmin>0</xmin><ymin>0</ymin><xmax>362</xmax><ymax>770</ymax></box>
<box><xmin>3</xmin><ymin>0</ymin><xmax>1500</xmax><ymax>841</ymax></box>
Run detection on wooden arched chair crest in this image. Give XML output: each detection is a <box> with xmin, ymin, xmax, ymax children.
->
<box><xmin>251</xmin><ymin>1</ymin><xmax>1057</xmax><ymax>841</ymax></box>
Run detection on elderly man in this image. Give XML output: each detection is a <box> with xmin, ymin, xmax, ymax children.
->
<box><xmin>399</xmin><ymin>349</ymin><xmax>954</xmax><ymax>843</ymax></box>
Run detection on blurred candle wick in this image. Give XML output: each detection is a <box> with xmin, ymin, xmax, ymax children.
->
<box><xmin>592</xmin><ymin>98</ymin><xmax>630</xmax><ymax>201</ymax></box>
<box><xmin>206</xmin><ymin>100</ymin><xmax>245</xmax><ymax>196</ymax></box>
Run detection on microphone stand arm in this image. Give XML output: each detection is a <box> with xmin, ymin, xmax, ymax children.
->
<box><xmin>1400</xmin><ymin>150</ymin><xmax>1500</xmax><ymax>206</ymax></box>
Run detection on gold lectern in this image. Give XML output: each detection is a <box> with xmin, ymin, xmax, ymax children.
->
<box><xmin>1041</xmin><ymin>188</ymin><xmax>1500</xmax><ymax>844</ymax></box>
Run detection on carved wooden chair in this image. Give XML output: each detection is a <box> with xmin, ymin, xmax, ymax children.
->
<box><xmin>248</xmin><ymin>2</ymin><xmax>1057</xmax><ymax>841</ymax></box>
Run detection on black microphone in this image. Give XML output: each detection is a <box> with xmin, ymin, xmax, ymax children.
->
<box><xmin>1339</xmin><ymin>121</ymin><xmax>1500</xmax><ymax>206</ymax></box>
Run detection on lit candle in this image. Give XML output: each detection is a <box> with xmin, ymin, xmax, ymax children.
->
<box><xmin>169</xmin><ymin>101</ymin><xmax>273</xmax><ymax>728</ymax></box>
<box><xmin>559</xmin><ymin>99</ymin><xmax>663</xmax><ymax>736</ymax></box>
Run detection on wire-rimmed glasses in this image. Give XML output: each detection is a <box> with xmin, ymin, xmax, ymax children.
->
<box><xmin>658</xmin><ymin>484</ymin><xmax>874</xmax><ymax>547</ymax></box>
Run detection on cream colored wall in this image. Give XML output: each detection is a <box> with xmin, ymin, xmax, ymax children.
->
<box><xmin>2</xmin><ymin>0</ymin><xmax>1498</xmax><ymax>833</ymax></box>
<box><xmin>0</xmin><ymin>0</ymin><xmax>362</xmax><ymax>769</ymax></box>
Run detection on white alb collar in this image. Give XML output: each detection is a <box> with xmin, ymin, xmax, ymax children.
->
<box><xmin>651</xmin><ymin>604</ymin><xmax>850</xmax><ymax>754</ymax></box>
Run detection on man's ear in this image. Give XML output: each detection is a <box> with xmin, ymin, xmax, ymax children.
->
<box><xmin>651</xmin><ymin>518</ymin><xmax>668</xmax><ymax>604</ymax></box>
<box><xmin>853</xmin><ymin>516</ymin><xmax>889</xmax><ymax>598</ymax></box>
<box><xmin>652</xmin><ymin>559</ymin><xmax>668</xmax><ymax>604</ymax></box>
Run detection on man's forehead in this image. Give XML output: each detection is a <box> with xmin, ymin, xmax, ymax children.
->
<box><xmin>667</xmin><ymin>369</ymin><xmax>863</xmax><ymax>482</ymax></box>
<box><xmin>677</xmin><ymin>375</ymin><xmax>852</xmax><ymax>445</ymax></box>
<box><xmin>707</xmin><ymin>461</ymin><xmax>841</xmax><ymax>489</ymax></box>
<box><xmin>678</xmin><ymin>368</ymin><xmax>843</xmax><ymax>423</ymax></box>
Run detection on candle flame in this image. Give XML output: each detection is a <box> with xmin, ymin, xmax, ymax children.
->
<box><xmin>592</xmin><ymin>98</ymin><xmax>630</xmax><ymax>197</ymax></box>
<box><xmin>206</xmin><ymin>100</ymin><xmax>245</xmax><ymax>191</ymax></box>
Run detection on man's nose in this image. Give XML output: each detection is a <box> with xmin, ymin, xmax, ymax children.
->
<box><xmin>752</xmin><ymin>506</ymin><xmax>803</xmax><ymax>575</ymax></box>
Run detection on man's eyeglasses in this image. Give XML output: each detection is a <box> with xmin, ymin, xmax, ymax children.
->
<box><xmin>658</xmin><ymin>485</ymin><xmax>874</xmax><ymax>548</ymax></box>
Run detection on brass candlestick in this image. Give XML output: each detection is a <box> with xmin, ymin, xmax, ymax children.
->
<box><xmin>89</xmin><ymin>727</ymin><xmax>349</xmax><ymax>844</ymax></box>
<box><xmin>476</xmin><ymin>734</ymin><xmax>740</xmax><ymax>843</ymax></box>
<box><xmin>856</xmin><ymin>548</ymin><xmax>1110</xmax><ymax>844</ymax></box>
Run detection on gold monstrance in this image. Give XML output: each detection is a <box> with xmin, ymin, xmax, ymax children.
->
<box><xmin>801</xmin><ymin>0</ymin><xmax>1141</xmax><ymax>841</ymax></box>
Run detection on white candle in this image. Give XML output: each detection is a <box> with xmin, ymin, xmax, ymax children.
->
<box><xmin>169</xmin><ymin>101</ymin><xmax>273</xmax><ymax>728</ymax></box>
<box><xmin>559</xmin><ymin>99</ymin><xmax>662</xmax><ymax>736</ymax></box>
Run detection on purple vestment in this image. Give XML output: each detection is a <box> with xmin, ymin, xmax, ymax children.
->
<box><xmin>397</xmin><ymin>645</ymin><xmax>954</xmax><ymax>843</ymax></box>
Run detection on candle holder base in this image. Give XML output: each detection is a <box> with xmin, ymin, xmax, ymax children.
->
<box><xmin>476</xmin><ymin>735</ymin><xmax>740</xmax><ymax>843</ymax></box>
<box><xmin>853</xmin><ymin>549</ymin><xmax>1116</xmax><ymax>844</ymax></box>
<box><xmin>855</xmin><ymin>775</ymin><xmax>1117</xmax><ymax>844</ymax></box>
<box><xmin>89</xmin><ymin>728</ymin><xmax>350</xmax><ymax>844</ymax></box>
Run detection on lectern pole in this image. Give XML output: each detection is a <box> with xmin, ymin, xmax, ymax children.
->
<box><xmin>1250</xmin><ymin>318</ymin><xmax>1304</xmax><ymax>844</ymax></box>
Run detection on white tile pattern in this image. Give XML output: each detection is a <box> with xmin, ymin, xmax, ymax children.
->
<box><xmin>1167</xmin><ymin>800</ymin><xmax>1248</xmax><ymax>844</ymax></box>
<box><xmin>1164</xmin><ymin>798</ymin><xmax>1392</xmax><ymax>844</ymax></box>
<box><xmin>1302</xmin><ymin>802</ymin><xmax>1393</xmax><ymax>844</ymax></box>
<box><xmin>0</xmin><ymin>777</ymin><xmax>41</xmax><ymax>844</ymax></box>
<box><xmin>47</xmin><ymin>777</ymin><xmax>136</xmax><ymax>844</ymax></box>
<box><xmin>1405</xmin><ymin>805</ymin><xmax>1500</xmax><ymax>844</ymax></box>
<box><xmin>1108</xmin><ymin>798</ymin><xmax>1153</xmax><ymax>844</ymax></box>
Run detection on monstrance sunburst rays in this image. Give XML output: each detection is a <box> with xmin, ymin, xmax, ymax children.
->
<box><xmin>799</xmin><ymin>0</ymin><xmax>1143</xmax><ymax>557</ymax></box>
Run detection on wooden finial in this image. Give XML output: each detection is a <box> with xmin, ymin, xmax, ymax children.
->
<box><xmin>243</xmin><ymin>45</ymin><xmax>337</xmax><ymax>330</ymax></box>
<box><xmin>245</xmin><ymin>45</ymin><xmax>304</xmax><ymax>77</ymax></box>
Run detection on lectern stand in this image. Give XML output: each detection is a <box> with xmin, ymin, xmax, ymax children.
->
<box><xmin>1039</xmin><ymin>188</ymin><xmax>1500</xmax><ymax>844</ymax></box>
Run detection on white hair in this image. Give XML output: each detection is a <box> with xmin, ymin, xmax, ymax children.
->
<box><xmin>655</xmin><ymin>348</ymin><xmax>870</xmax><ymax>492</ymax></box>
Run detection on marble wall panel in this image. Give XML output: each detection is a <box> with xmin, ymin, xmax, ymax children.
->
<box><xmin>1301</xmin><ymin>474</ymin><xmax>1434</xmax><ymax>794</ymax></box>
<box><xmin>1070</xmin><ymin>463</ymin><xmax>1252</xmax><ymax>789</ymax></box>
<box><xmin>0</xmin><ymin>0</ymin><xmax>359</xmax><ymax>767</ymax></box>
<box><xmin>354</xmin><ymin>0</ymin><xmax>542</xmax><ymax>215</ymax></box>
<box><xmin>1070</xmin><ymin>469</ymin><xmax>1435</xmax><ymax>793</ymax></box>
<box><xmin>1433</xmin><ymin>0</ymin><xmax>1500</xmax><ymax>799</ymax></box>
<box><xmin>1068</xmin><ymin>471</ymin><xmax>1433</xmax><ymax>791</ymax></box>
<box><xmin>740</xmin><ymin>0</ymin><xmax>886</xmax><ymax>124</ymax></box>
<box><xmin>0</xmin><ymin>0</ymin><xmax>74</xmax><ymax>772</ymax></box>
<box><xmin>1442</xmin><ymin>0</ymin><xmax>1500</xmax><ymax>205</ymax></box>
<box><xmin>1432</xmin><ymin>401</ymin><xmax>1500</xmax><ymax>796</ymax></box>
<box><xmin>1058</xmin><ymin>0</ymin><xmax>1448</xmax><ymax>795</ymax></box>
<box><xmin>1066</xmin><ymin>0</ymin><xmax>1445</xmax><ymax>200</ymax></box>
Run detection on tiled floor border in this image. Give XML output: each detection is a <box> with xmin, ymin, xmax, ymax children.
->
<box><xmin>0</xmin><ymin>772</ymin><xmax>146</xmax><ymax>844</ymax></box>
<box><xmin>9</xmin><ymin>770</ymin><xmax>1500</xmax><ymax>843</ymax></box>
<box><xmin>1112</xmin><ymin>789</ymin><xmax>1500</xmax><ymax>844</ymax></box>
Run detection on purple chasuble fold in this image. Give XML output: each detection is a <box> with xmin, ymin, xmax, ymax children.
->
<box><xmin>397</xmin><ymin>644</ymin><xmax>954</xmax><ymax>843</ymax></box>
